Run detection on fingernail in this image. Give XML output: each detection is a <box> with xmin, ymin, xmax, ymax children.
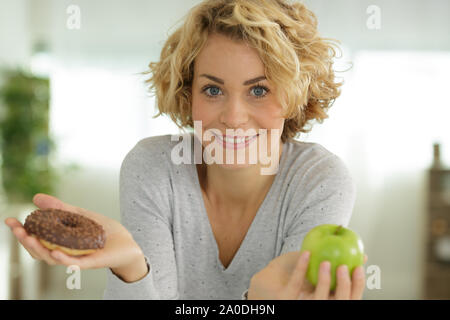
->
<box><xmin>302</xmin><ymin>251</ymin><xmax>310</xmax><ymax>261</ymax></box>
<box><xmin>321</xmin><ymin>261</ymin><xmax>330</xmax><ymax>273</ymax></box>
<box><xmin>355</xmin><ymin>267</ymin><xmax>365</xmax><ymax>279</ymax></box>
<box><xmin>340</xmin><ymin>265</ymin><xmax>348</xmax><ymax>276</ymax></box>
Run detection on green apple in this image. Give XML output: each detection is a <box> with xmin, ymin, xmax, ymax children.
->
<box><xmin>300</xmin><ymin>224</ymin><xmax>364</xmax><ymax>292</ymax></box>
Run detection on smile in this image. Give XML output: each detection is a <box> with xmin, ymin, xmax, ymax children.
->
<box><xmin>212</xmin><ymin>132</ymin><xmax>259</xmax><ymax>150</ymax></box>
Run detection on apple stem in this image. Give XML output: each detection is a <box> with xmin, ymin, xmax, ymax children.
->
<box><xmin>334</xmin><ymin>225</ymin><xmax>342</xmax><ymax>235</ymax></box>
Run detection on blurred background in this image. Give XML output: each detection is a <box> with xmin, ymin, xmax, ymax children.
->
<box><xmin>1</xmin><ymin>0</ymin><xmax>449</xmax><ymax>300</ymax></box>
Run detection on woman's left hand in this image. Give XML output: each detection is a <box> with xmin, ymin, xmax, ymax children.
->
<box><xmin>247</xmin><ymin>251</ymin><xmax>368</xmax><ymax>300</ymax></box>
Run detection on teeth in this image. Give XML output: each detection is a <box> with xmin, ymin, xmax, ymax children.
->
<box><xmin>225</xmin><ymin>137</ymin><xmax>244</xmax><ymax>144</ymax></box>
<box><xmin>217</xmin><ymin>135</ymin><xmax>255</xmax><ymax>144</ymax></box>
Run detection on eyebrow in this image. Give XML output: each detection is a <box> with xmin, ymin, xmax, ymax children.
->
<box><xmin>199</xmin><ymin>74</ymin><xmax>267</xmax><ymax>85</ymax></box>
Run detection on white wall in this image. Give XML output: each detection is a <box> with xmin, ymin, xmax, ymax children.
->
<box><xmin>303</xmin><ymin>0</ymin><xmax>450</xmax><ymax>51</ymax></box>
<box><xmin>0</xmin><ymin>0</ymin><xmax>31</xmax><ymax>300</ymax></box>
<box><xmin>0</xmin><ymin>0</ymin><xmax>31</xmax><ymax>68</ymax></box>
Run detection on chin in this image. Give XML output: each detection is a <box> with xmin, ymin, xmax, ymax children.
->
<box><xmin>216</xmin><ymin>162</ymin><xmax>255</xmax><ymax>170</ymax></box>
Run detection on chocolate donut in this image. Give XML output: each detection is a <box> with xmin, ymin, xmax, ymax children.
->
<box><xmin>24</xmin><ymin>208</ymin><xmax>106</xmax><ymax>256</ymax></box>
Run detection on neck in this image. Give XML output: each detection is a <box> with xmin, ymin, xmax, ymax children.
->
<box><xmin>197</xmin><ymin>142</ymin><xmax>284</xmax><ymax>219</ymax></box>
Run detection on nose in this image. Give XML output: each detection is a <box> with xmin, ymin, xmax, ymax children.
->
<box><xmin>219</xmin><ymin>96</ymin><xmax>249</xmax><ymax>129</ymax></box>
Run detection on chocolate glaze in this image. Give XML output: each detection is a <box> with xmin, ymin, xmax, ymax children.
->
<box><xmin>24</xmin><ymin>208</ymin><xmax>106</xmax><ymax>250</ymax></box>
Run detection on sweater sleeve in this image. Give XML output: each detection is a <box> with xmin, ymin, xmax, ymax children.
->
<box><xmin>280</xmin><ymin>154</ymin><xmax>357</xmax><ymax>255</ymax></box>
<box><xmin>103</xmin><ymin>139</ymin><xmax>179</xmax><ymax>300</ymax></box>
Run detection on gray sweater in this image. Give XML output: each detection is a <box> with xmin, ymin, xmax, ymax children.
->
<box><xmin>103</xmin><ymin>133</ymin><xmax>356</xmax><ymax>300</ymax></box>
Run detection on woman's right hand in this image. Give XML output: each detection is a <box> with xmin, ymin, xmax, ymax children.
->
<box><xmin>4</xmin><ymin>193</ymin><xmax>148</xmax><ymax>282</ymax></box>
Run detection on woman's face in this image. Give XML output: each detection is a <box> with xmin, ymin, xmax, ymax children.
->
<box><xmin>191</xmin><ymin>33</ymin><xmax>285</xmax><ymax>169</ymax></box>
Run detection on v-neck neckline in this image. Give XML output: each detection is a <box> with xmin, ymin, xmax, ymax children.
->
<box><xmin>189</xmin><ymin>133</ymin><xmax>288</xmax><ymax>273</ymax></box>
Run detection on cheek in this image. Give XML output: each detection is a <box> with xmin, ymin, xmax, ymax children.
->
<box><xmin>266</xmin><ymin>119</ymin><xmax>284</xmax><ymax>139</ymax></box>
<box><xmin>191</xmin><ymin>92</ymin><xmax>205</xmax><ymax>121</ymax></box>
<box><xmin>192</xmin><ymin>101</ymin><xmax>209</xmax><ymax>122</ymax></box>
<box><xmin>256</xmin><ymin>106</ymin><xmax>285</xmax><ymax>130</ymax></box>
<box><xmin>256</xmin><ymin>108</ymin><xmax>285</xmax><ymax>139</ymax></box>
<box><xmin>191</xmin><ymin>98</ymin><xmax>218</xmax><ymax>126</ymax></box>
<box><xmin>191</xmin><ymin>104</ymin><xmax>200</xmax><ymax>122</ymax></box>
<box><xmin>192</xmin><ymin>89</ymin><xmax>224</xmax><ymax>124</ymax></box>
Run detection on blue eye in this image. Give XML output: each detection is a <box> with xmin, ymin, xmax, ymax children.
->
<box><xmin>202</xmin><ymin>84</ymin><xmax>270</xmax><ymax>99</ymax></box>
<box><xmin>204</xmin><ymin>86</ymin><xmax>222</xmax><ymax>97</ymax></box>
<box><xmin>251</xmin><ymin>86</ymin><xmax>268</xmax><ymax>98</ymax></box>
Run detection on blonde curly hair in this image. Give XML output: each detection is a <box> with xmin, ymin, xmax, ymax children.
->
<box><xmin>143</xmin><ymin>0</ymin><xmax>344</xmax><ymax>143</ymax></box>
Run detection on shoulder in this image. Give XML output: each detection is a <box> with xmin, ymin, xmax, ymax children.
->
<box><xmin>283</xmin><ymin>139</ymin><xmax>356</xmax><ymax>201</ymax></box>
<box><xmin>281</xmin><ymin>141</ymin><xmax>357</xmax><ymax>236</ymax></box>
<box><xmin>124</xmin><ymin>134</ymin><xmax>178</xmax><ymax>161</ymax></box>
<box><xmin>285</xmin><ymin>139</ymin><xmax>351</xmax><ymax>180</ymax></box>
<box><xmin>133</xmin><ymin>134</ymin><xmax>175</xmax><ymax>156</ymax></box>
<box><xmin>120</xmin><ymin>134</ymin><xmax>176</xmax><ymax>176</ymax></box>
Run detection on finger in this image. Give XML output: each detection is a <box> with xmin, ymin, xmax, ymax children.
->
<box><xmin>5</xmin><ymin>217</ymin><xmax>23</xmax><ymax>229</ymax></box>
<box><xmin>12</xmin><ymin>228</ymin><xmax>59</xmax><ymax>266</ymax></box>
<box><xmin>350</xmin><ymin>266</ymin><xmax>366</xmax><ymax>300</ymax></box>
<box><xmin>334</xmin><ymin>265</ymin><xmax>351</xmax><ymax>300</ymax></box>
<box><xmin>32</xmin><ymin>193</ymin><xmax>100</xmax><ymax>222</ymax></box>
<box><xmin>10</xmin><ymin>224</ymin><xmax>28</xmax><ymax>241</ymax></box>
<box><xmin>364</xmin><ymin>254</ymin><xmax>368</xmax><ymax>264</ymax></box>
<box><xmin>12</xmin><ymin>228</ymin><xmax>42</xmax><ymax>261</ymax></box>
<box><xmin>22</xmin><ymin>234</ymin><xmax>60</xmax><ymax>266</ymax></box>
<box><xmin>33</xmin><ymin>193</ymin><xmax>81</xmax><ymax>213</ymax></box>
<box><xmin>11</xmin><ymin>223</ymin><xmax>42</xmax><ymax>260</ymax></box>
<box><xmin>284</xmin><ymin>251</ymin><xmax>310</xmax><ymax>298</ymax></box>
<box><xmin>51</xmin><ymin>249</ymin><xmax>98</xmax><ymax>270</ymax></box>
<box><xmin>314</xmin><ymin>261</ymin><xmax>331</xmax><ymax>300</ymax></box>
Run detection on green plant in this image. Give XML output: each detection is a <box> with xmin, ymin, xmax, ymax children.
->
<box><xmin>0</xmin><ymin>67</ymin><xmax>59</xmax><ymax>203</ymax></box>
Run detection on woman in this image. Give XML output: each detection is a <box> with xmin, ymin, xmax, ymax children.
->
<box><xmin>5</xmin><ymin>0</ymin><xmax>367</xmax><ymax>300</ymax></box>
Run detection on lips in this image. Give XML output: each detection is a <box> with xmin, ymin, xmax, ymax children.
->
<box><xmin>214</xmin><ymin>133</ymin><xmax>259</xmax><ymax>144</ymax></box>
